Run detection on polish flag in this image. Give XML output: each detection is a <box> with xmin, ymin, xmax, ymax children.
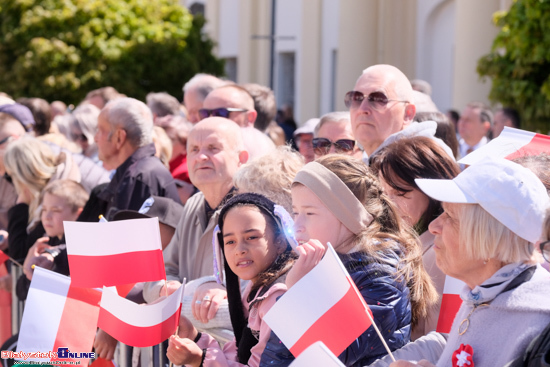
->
<box><xmin>17</xmin><ymin>267</ymin><xmax>101</xmax><ymax>366</ymax></box>
<box><xmin>436</xmin><ymin>276</ymin><xmax>466</xmax><ymax>333</ymax></box>
<box><xmin>64</xmin><ymin>218</ymin><xmax>166</xmax><ymax>288</ymax></box>
<box><xmin>0</xmin><ymin>249</ymin><xmax>8</xmax><ymax>264</ymax></box>
<box><xmin>264</xmin><ymin>244</ymin><xmax>373</xmax><ymax>357</ymax></box>
<box><xmin>289</xmin><ymin>342</ymin><xmax>345</xmax><ymax>367</ymax></box>
<box><xmin>97</xmin><ymin>282</ymin><xmax>184</xmax><ymax>347</ymax></box>
<box><xmin>459</xmin><ymin>127</ymin><xmax>550</xmax><ymax>166</ymax></box>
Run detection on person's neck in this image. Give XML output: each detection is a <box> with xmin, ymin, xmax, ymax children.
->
<box><xmin>201</xmin><ymin>182</ymin><xmax>233</xmax><ymax>209</ymax></box>
<box><xmin>109</xmin><ymin>145</ymin><xmax>137</xmax><ymax>171</ymax></box>
<box><xmin>463</xmin><ymin>259</ymin><xmax>505</xmax><ymax>289</ymax></box>
<box><xmin>463</xmin><ymin>136</ymin><xmax>484</xmax><ymax>148</ymax></box>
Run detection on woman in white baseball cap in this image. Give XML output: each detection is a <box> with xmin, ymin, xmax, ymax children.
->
<box><xmin>387</xmin><ymin>157</ymin><xmax>550</xmax><ymax>367</ymax></box>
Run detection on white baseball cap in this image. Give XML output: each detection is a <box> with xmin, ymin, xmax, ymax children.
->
<box><xmin>415</xmin><ymin>157</ymin><xmax>549</xmax><ymax>243</ymax></box>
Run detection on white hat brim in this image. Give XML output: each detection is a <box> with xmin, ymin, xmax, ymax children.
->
<box><xmin>415</xmin><ymin>178</ymin><xmax>477</xmax><ymax>204</ymax></box>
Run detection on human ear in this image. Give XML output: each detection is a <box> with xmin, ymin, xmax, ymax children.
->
<box><xmin>404</xmin><ymin>103</ymin><xmax>416</xmax><ymax>124</ymax></box>
<box><xmin>238</xmin><ymin>150</ymin><xmax>249</xmax><ymax>165</ymax></box>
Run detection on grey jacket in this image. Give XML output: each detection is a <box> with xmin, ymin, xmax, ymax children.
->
<box><xmin>143</xmin><ymin>191</ymin><xmax>219</xmax><ymax>302</ymax></box>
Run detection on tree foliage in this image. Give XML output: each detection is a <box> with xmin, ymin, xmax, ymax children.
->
<box><xmin>0</xmin><ymin>0</ymin><xmax>224</xmax><ymax>104</ymax></box>
<box><xmin>478</xmin><ymin>0</ymin><xmax>550</xmax><ymax>133</ymax></box>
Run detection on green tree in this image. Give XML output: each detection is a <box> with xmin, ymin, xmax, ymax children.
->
<box><xmin>0</xmin><ymin>0</ymin><xmax>224</xmax><ymax>104</ymax></box>
<box><xmin>478</xmin><ymin>0</ymin><xmax>550</xmax><ymax>133</ymax></box>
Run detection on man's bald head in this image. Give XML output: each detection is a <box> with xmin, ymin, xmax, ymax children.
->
<box><xmin>186</xmin><ymin>117</ymin><xmax>248</xmax><ymax>202</ymax></box>
<box><xmin>349</xmin><ymin>64</ymin><xmax>416</xmax><ymax>156</ymax></box>
<box><xmin>202</xmin><ymin>85</ymin><xmax>257</xmax><ymax>127</ymax></box>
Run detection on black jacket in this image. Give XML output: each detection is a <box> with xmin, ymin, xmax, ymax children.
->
<box><xmin>95</xmin><ymin>144</ymin><xmax>181</xmax><ymax>220</ymax></box>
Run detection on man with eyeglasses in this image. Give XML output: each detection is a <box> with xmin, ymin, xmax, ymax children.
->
<box><xmin>346</xmin><ymin>64</ymin><xmax>416</xmax><ymax>160</ymax></box>
<box><xmin>200</xmin><ymin>85</ymin><xmax>257</xmax><ymax>128</ymax></box>
<box><xmin>183</xmin><ymin>74</ymin><xmax>227</xmax><ymax>124</ymax></box>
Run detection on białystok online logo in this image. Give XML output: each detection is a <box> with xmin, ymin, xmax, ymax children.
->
<box><xmin>1</xmin><ymin>348</ymin><xmax>95</xmax><ymax>360</ymax></box>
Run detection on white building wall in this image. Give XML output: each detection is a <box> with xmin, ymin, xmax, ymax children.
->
<box><xmin>320</xmin><ymin>0</ymin><xmax>341</xmax><ymax>115</ymax></box>
<box><xmin>416</xmin><ymin>0</ymin><xmax>456</xmax><ymax>113</ymax></box>
<box><xmin>217</xmin><ymin>0</ymin><xmax>240</xmax><ymax>57</ymax></box>
<box><xmin>273</xmin><ymin>0</ymin><xmax>301</xmax><ymax>118</ymax></box>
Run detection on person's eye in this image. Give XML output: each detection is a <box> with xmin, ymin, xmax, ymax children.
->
<box><xmin>224</xmin><ymin>240</ymin><xmax>234</xmax><ymax>246</ymax></box>
<box><xmin>306</xmin><ymin>212</ymin><xmax>316</xmax><ymax>216</ymax></box>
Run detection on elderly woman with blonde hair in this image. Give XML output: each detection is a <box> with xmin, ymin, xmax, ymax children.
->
<box><xmin>378</xmin><ymin>158</ymin><xmax>550</xmax><ymax>367</ymax></box>
<box><xmin>4</xmin><ymin>137</ymin><xmax>80</xmax><ymax>261</ymax></box>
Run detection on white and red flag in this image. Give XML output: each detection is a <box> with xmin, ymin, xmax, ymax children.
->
<box><xmin>17</xmin><ymin>267</ymin><xmax>101</xmax><ymax>366</ymax></box>
<box><xmin>459</xmin><ymin>127</ymin><xmax>550</xmax><ymax>166</ymax></box>
<box><xmin>97</xmin><ymin>282</ymin><xmax>184</xmax><ymax>347</ymax></box>
<box><xmin>64</xmin><ymin>218</ymin><xmax>166</xmax><ymax>288</ymax></box>
<box><xmin>289</xmin><ymin>342</ymin><xmax>345</xmax><ymax>367</ymax></box>
<box><xmin>436</xmin><ymin>276</ymin><xmax>466</xmax><ymax>333</ymax></box>
<box><xmin>264</xmin><ymin>244</ymin><xmax>372</xmax><ymax>358</ymax></box>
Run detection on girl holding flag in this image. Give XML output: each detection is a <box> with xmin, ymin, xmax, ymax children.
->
<box><xmin>166</xmin><ymin>193</ymin><xmax>297</xmax><ymax>366</ymax></box>
<box><xmin>288</xmin><ymin>155</ymin><xmax>437</xmax><ymax>366</ymax></box>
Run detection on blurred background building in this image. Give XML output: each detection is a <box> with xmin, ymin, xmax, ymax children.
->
<box><xmin>181</xmin><ymin>0</ymin><xmax>512</xmax><ymax>124</ymax></box>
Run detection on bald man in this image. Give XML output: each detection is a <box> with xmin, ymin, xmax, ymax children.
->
<box><xmin>347</xmin><ymin>64</ymin><xmax>416</xmax><ymax>157</ymax></box>
<box><xmin>143</xmin><ymin>117</ymin><xmax>249</xmax><ymax>302</ymax></box>
<box><xmin>201</xmin><ymin>85</ymin><xmax>257</xmax><ymax>127</ymax></box>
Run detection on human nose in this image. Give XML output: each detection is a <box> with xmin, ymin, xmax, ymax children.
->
<box><xmin>428</xmin><ymin>213</ymin><xmax>443</xmax><ymax>235</ymax></box>
<box><xmin>293</xmin><ymin>214</ymin><xmax>304</xmax><ymax>233</ymax></box>
<box><xmin>234</xmin><ymin>240</ymin><xmax>247</xmax><ymax>254</ymax></box>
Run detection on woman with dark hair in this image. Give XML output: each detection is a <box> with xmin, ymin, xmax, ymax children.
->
<box><xmin>370</xmin><ymin>136</ymin><xmax>461</xmax><ymax>339</ymax></box>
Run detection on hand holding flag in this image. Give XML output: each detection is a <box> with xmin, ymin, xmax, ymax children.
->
<box><xmin>97</xmin><ymin>282</ymin><xmax>185</xmax><ymax>347</ymax></box>
<box><xmin>264</xmin><ymin>243</ymin><xmax>394</xmax><ymax>361</ymax></box>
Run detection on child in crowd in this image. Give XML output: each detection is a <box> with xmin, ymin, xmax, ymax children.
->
<box><xmin>21</xmin><ymin>179</ymin><xmax>88</xmax><ymax>284</ymax></box>
<box><xmin>288</xmin><ymin>155</ymin><xmax>437</xmax><ymax>366</ymax></box>
<box><xmin>166</xmin><ymin>193</ymin><xmax>297</xmax><ymax>367</ymax></box>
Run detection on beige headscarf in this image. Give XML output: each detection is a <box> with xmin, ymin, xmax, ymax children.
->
<box><xmin>293</xmin><ymin>161</ymin><xmax>373</xmax><ymax>234</ymax></box>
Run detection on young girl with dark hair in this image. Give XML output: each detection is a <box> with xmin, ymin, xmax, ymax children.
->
<box><xmin>166</xmin><ymin>193</ymin><xmax>297</xmax><ymax>367</ymax></box>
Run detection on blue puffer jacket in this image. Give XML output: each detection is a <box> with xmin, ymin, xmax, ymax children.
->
<box><xmin>260</xmin><ymin>244</ymin><xmax>411</xmax><ymax>367</ymax></box>
<box><xmin>337</xmin><ymin>245</ymin><xmax>411</xmax><ymax>366</ymax></box>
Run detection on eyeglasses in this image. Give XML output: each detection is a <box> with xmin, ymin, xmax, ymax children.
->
<box><xmin>541</xmin><ymin>240</ymin><xmax>550</xmax><ymax>263</ymax></box>
<box><xmin>312</xmin><ymin>138</ymin><xmax>355</xmax><ymax>155</ymax></box>
<box><xmin>198</xmin><ymin>107</ymin><xmax>248</xmax><ymax>120</ymax></box>
<box><xmin>344</xmin><ymin>90</ymin><xmax>409</xmax><ymax>110</ymax></box>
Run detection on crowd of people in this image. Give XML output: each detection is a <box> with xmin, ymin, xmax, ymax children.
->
<box><xmin>0</xmin><ymin>62</ymin><xmax>548</xmax><ymax>367</ymax></box>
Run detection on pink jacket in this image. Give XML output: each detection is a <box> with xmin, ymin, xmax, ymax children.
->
<box><xmin>197</xmin><ymin>281</ymin><xmax>287</xmax><ymax>367</ymax></box>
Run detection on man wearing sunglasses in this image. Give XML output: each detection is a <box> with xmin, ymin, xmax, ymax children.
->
<box><xmin>312</xmin><ymin>111</ymin><xmax>362</xmax><ymax>160</ymax></box>
<box><xmin>200</xmin><ymin>85</ymin><xmax>257</xmax><ymax>128</ymax></box>
<box><xmin>346</xmin><ymin>64</ymin><xmax>416</xmax><ymax>159</ymax></box>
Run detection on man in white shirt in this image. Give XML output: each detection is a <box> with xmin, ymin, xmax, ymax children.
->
<box><xmin>457</xmin><ymin>102</ymin><xmax>493</xmax><ymax>159</ymax></box>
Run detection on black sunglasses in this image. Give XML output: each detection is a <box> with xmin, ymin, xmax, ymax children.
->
<box><xmin>541</xmin><ymin>240</ymin><xmax>550</xmax><ymax>263</ymax></box>
<box><xmin>344</xmin><ymin>90</ymin><xmax>409</xmax><ymax>110</ymax></box>
<box><xmin>198</xmin><ymin>107</ymin><xmax>248</xmax><ymax>120</ymax></box>
<box><xmin>312</xmin><ymin>138</ymin><xmax>355</xmax><ymax>155</ymax></box>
